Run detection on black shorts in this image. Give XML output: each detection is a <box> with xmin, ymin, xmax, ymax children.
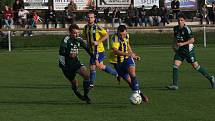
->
<box><xmin>60</xmin><ymin>62</ymin><xmax>84</xmax><ymax>81</ymax></box>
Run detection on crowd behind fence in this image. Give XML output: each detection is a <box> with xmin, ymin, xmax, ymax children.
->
<box><xmin>1</xmin><ymin>0</ymin><xmax>215</xmax><ymax>37</ymax></box>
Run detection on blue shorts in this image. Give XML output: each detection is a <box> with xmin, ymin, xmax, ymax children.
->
<box><xmin>90</xmin><ymin>52</ymin><xmax>105</xmax><ymax>65</ymax></box>
<box><xmin>114</xmin><ymin>57</ymin><xmax>135</xmax><ymax>78</ymax></box>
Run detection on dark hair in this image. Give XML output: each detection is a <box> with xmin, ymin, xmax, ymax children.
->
<box><xmin>87</xmin><ymin>11</ymin><xmax>95</xmax><ymax>16</ymax></box>
<box><xmin>177</xmin><ymin>13</ymin><xmax>186</xmax><ymax>19</ymax></box>
<box><xmin>117</xmin><ymin>25</ymin><xmax>127</xmax><ymax>33</ymax></box>
<box><xmin>69</xmin><ymin>24</ymin><xmax>79</xmax><ymax>32</ymax></box>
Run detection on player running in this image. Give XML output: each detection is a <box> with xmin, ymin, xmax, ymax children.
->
<box><xmin>167</xmin><ymin>14</ymin><xmax>214</xmax><ymax>90</ymax></box>
<box><xmin>81</xmin><ymin>11</ymin><xmax>119</xmax><ymax>88</ymax></box>
<box><xmin>59</xmin><ymin>24</ymin><xmax>91</xmax><ymax>104</ymax></box>
<box><xmin>109</xmin><ymin>25</ymin><xmax>148</xmax><ymax>103</ymax></box>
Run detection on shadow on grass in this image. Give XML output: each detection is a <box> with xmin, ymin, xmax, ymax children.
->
<box><xmin>0</xmin><ymin>100</ymin><xmax>129</xmax><ymax>109</ymax></box>
<box><xmin>0</xmin><ymin>84</ymin><xmax>129</xmax><ymax>90</ymax></box>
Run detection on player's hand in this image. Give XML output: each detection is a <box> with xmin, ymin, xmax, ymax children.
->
<box><xmin>69</xmin><ymin>53</ymin><xmax>77</xmax><ymax>58</ymax></box>
<box><xmin>129</xmin><ymin>52</ymin><xmax>136</xmax><ymax>59</ymax></box>
<box><xmin>135</xmin><ymin>56</ymin><xmax>141</xmax><ymax>61</ymax></box>
<box><xmin>177</xmin><ymin>42</ymin><xmax>184</xmax><ymax>47</ymax></box>
<box><xmin>93</xmin><ymin>41</ymin><xmax>99</xmax><ymax>45</ymax></box>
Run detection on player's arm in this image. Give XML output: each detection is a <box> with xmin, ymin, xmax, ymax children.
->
<box><xmin>172</xmin><ymin>35</ymin><xmax>178</xmax><ymax>52</ymax></box>
<box><xmin>111</xmin><ymin>36</ymin><xmax>128</xmax><ymax>56</ymax></box>
<box><xmin>177</xmin><ymin>37</ymin><xmax>194</xmax><ymax>47</ymax></box>
<box><xmin>172</xmin><ymin>26</ymin><xmax>179</xmax><ymax>52</ymax></box>
<box><xmin>112</xmin><ymin>47</ymin><xmax>128</xmax><ymax>56</ymax></box>
<box><xmin>94</xmin><ymin>26</ymin><xmax>109</xmax><ymax>45</ymax></box>
<box><xmin>78</xmin><ymin>37</ymin><xmax>93</xmax><ymax>57</ymax></box>
<box><xmin>177</xmin><ymin>27</ymin><xmax>195</xmax><ymax>47</ymax></box>
<box><xmin>127</xmin><ymin>43</ymin><xmax>140</xmax><ymax>60</ymax></box>
<box><xmin>59</xmin><ymin>39</ymin><xmax>67</xmax><ymax>56</ymax></box>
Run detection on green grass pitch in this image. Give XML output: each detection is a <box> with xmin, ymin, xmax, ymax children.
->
<box><xmin>0</xmin><ymin>46</ymin><xmax>215</xmax><ymax>121</ymax></box>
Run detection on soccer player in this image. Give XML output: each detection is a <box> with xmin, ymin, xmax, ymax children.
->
<box><xmin>109</xmin><ymin>25</ymin><xmax>148</xmax><ymax>103</ymax></box>
<box><xmin>59</xmin><ymin>24</ymin><xmax>91</xmax><ymax>104</ymax></box>
<box><xmin>81</xmin><ymin>11</ymin><xmax>119</xmax><ymax>88</ymax></box>
<box><xmin>167</xmin><ymin>14</ymin><xmax>214</xmax><ymax>90</ymax></box>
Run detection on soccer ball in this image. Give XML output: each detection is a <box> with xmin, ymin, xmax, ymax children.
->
<box><xmin>129</xmin><ymin>93</ymin><xmax>142</xmax><ymax>105</ymax></box>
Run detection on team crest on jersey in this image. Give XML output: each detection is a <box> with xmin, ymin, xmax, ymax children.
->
<box><xmin>181</xmin><ymin>31</ymin><xmax>184</xmax><ymax>35</ymax></box>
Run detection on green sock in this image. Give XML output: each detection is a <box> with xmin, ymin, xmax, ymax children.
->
<box><xmin>196</xmin><ymin>65</ymin><xmax>212</xmax><ymax>81</ymax></box>
<box><xmin>173</xmin><ymin>65</ymin><xmax>178</xmax><ymax>86</ymax></box>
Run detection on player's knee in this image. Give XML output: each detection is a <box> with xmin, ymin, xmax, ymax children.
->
<box><xmin>96</xmin><ymin>63</ymin><xmax>105</xmax><ymax>70</ymax></box>
<box><xmin>83</xmin><ymin>74</ymin><xmax>90</xmax><ymax>80</ymax></box>
<box><xmin>194</xmin><ymin>65</ymin><xmax>200</xmax><ymax>70</ymax></box>
<box><xmin>173</xmin><ymin>64</ymin><xmax>179</xmax><ymax>69</ymax></box>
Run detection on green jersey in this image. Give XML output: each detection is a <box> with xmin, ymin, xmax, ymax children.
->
<box><xmin>173</xmin><ymin>25</ymin><xmax>194</xmax><ymax>53</ymax></box>
<box><xmin>59</xmin><ymin>35</ymin><xmax>89</xmax><ymax>69</ymax></box>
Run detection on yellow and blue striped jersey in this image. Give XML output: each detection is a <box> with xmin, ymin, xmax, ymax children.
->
<box><xmin>82</xmin><ymin>24</ymin><xmax>107</xmax><ymax>54</ymax></box>
<box><xmin>109</xmin><ymin>33</ymin><xmax>130</xmax><ymax>63</ymax></box>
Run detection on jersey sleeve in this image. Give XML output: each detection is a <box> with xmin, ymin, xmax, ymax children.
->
<box><xmin>97</xmin><ymin>25</ymin><xmax>107</xmax><ymax>36</ymax></box>
<box><xmin>59</xmin><ymin>37</ymin><xmax>68</xmax><ymax>56</ymax></box>
<box><xmin>111</xmin><ymin>35</ymin><xmax>120</xmax><ymax>49</ymax></box>
<box><xmin>185</xmin><ymin>26</ymin><xmax>194</xmax><ymax>39</ymax></box>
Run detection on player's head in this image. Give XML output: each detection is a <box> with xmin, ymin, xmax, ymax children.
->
<box><xmin>177</xmin><ymin>14</ymin><xmax>186</xmax><ymax>28</ymax></box>
<box><xmin>117</xmin><ymin>25</ymin><xmax>127</xmax><ymax>39</ymax></box>
<box><xmin>69</xmin><ymin>24</ymin><xmax>80</xmax><ymax>38</ymax></box>
<box><xmin>87</xmin><ymin>11</ymin><xmax>95</xmax><ymax>25</ymax></box>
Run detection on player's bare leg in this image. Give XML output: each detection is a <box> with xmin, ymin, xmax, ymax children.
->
<box><xmin>78</xmin><ymin>66</ymin><xmax>91</xmax><ymax>104</ymax></box>
<box><xmin>70</xmin><ymin>79</ymin><xmax>86</xmax><ymax>101</ymax></box>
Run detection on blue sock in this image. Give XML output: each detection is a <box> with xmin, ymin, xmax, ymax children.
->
<box><xmin>90</xmin><ymin>70</ymin><xmax>96</xmax><ymax>85</ymax></box>
<box><xmin>130</xmin><ymin>75</ymin><xmax>140</xmax><ymax>92</ymax></box>
<box><xmin>103</xmin><ymin>66</ymin><xmax>118</xmax><ymax>76</ymax></box>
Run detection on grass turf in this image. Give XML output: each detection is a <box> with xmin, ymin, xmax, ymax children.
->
<box><xmin>0</xmin><ymin>46</ymin><xmax>215</xmax><ymax>121</ymax></box>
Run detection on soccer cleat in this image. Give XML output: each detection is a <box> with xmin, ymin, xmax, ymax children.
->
<box><xmin>84</xmin><ymin>95</ymin><xmax>91</xmax><ymax>104</ymax></box>
<box><xmin>166</xmin><ymin>85</ymin><xmax>179</xmax><ymax>90</ymax></box>
<box><xmin>210</xmin><ymin>76</ymin><xmax>215</xmax><ymax>89</ymax></box>
<box><xmin>140</xmin><ymin>92</ymin><xmax>149</xmax><ymax>103</ymax></box>
<box><xmin>74</xmin><ymin>91</ymin><xmax>86</xmax><ymax>101</ymax></box>
<box><xmin>89</xmin><ymin>84</ymin><xmax>94</xmax><ymax>89</ymax></box>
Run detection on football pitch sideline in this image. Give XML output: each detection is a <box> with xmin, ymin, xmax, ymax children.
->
<box><xmin>0</xmin><ymin>46</ymin><xmax>215</xmax><ymax>121</ymax></box>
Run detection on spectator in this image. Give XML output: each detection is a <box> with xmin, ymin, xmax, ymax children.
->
<box><xmin>126</xmin><ymin>4</ymin><xmax>139</xmax><ymax>26</ymax></box>
<box><xmin>200</xmin><ymin>4</ymin><xmax>210</xmax><ymax>25</ymax></box>
<box><xmin>160</xmin><ymin>6</ymin><xmax>170</xmax><ymax>26</ymax></box>
<box><xmin>112</xmin><ymin>7</ymin><xmax>122</xmax><ymax>27</ymax></box>
<box><xmin>33</xmin><ymin>11</ymin><xmax>42</xmax><ymax>26</ymax></box>
<box><xmin>62</xmin><ymin>7</ymin><xmax>75</xmax><ymax>28</ymax></box>
<box><xmin>0</xmin><ymin>11</ymin><xmax>3</xmax><ymax>36</ymax></box>
<box><xmin>45</xmin><ymin>5</ymin><xmax>57</xmax><ymax>28</ymax></box>
<box><xmin>171</xmin><ymin>0</ymin><xmax>180</xmax><ymax>19</ymax></box>
<box><xmin>148</xmin><ymin>5</ymin><xmax>161</xmax><ymax>26</ymax></box>
<box><xmin>18</xmin><ymin>7</ymin><xmax>29</xmax><ymax>29</ymax></box>
<box><xmin>25</xmin><ymin>11</ymin><xmax>40</xmax><ymax>36</ymax></box>
<box><xmin>3</xmin><ymin>5</ymin><xmax>14</xmax><ymax>29</ymax></box>
<box><xmin>211</xmin><ymin>2</ymin><xmax>215</xmax><ymax>24</ymax></box>
<box><xmin>13</xmin><ymin>0</ymin><xmax>24</xmax><ymax>28</ymax></box>
<box><xmin>68</xmin><ymin>0</ymin><xmax>77</xmax><ymax>13</ymax></box>
<box><xmin>138</xmin><ymin>5</ymin><xmax>148</xmax><ymax>27</ymax></box>
<box><xmin>103</xmin><ymin>7</ymin><xmax>111</xmax><ymax>23</ymax></box>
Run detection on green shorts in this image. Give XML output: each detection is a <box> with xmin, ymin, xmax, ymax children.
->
<box><xmin>174</xmin><ymin>50</ymin><xmax>197</xmax><ymax>63</ymax></box>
